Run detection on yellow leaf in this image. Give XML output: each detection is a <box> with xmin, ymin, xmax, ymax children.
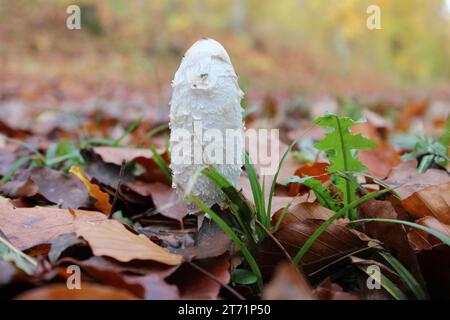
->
<box><xmin>74</xmin><ymin>218</ymin><xmax>182</xmax><ymax>265</ymax></box>
<box><xmin>69</xmin><ymin>165</ymin><xmax>112</xmax><ymax>214</ymax></box>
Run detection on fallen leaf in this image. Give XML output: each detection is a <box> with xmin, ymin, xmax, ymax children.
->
<box><xmin>60</xmin><ymin>256</ymin><xmax>180</xmax><ymax>300</ymax></box>
<box><xmin>384</xmin><ymin>160</ymin><xmax>449</xmax><ymax>199</ymax></box>
<box><xmin>408</xmin><ymin>216</ymin><xmax>450</xmax><ymax>250</ymax></box>
<box><xmin>15</xmin><ymin>283</ymin><xmax>138</xmax><ymax>300</ymax></box>
<box><xmin>417</xmin><ymin>245</ymin><xmax>450</xmax><ymax>299</ymax></box>
<box><xmin>357</xmin><ymin>142</ymin><xmax>401</xmax><ymax>179</ymax></box>
<box><xmin>313</xmin><ymin>277</ymin><xmax>361</xmax><ymax>300</ymax></box>
<box><xmin>74</xmin><ymin>218</ymin><xmax>182</xmax><ymax>265</ymax></box>
<box><xmin>48</xmin><ymin>233</ymin><xmax>85</xmax><ymax>263</ymax></box>
<box><xmin>92</xmin><ymin>146</ymin><xmax>159</xmax><ymax>166</ymax></box>
<box><xmin>0</xmin><ymin>148</ymin><xmax>16</xmax><ymax>176</ymax></box>
<box><xmin>0</xmin><ymin>261</ymin><xmax>16</xmax><ymax>286</ymax></box>
<box><xmin>357</xmin><ymin>200</ymin><xmax>426</xmax><ymax>288</ymax></box>
<box><xmin>402</xmin><ymin>182</ymin><xmax>450</xmax><ymax>224</ymax></box>
<box><xmin>0</xmin><ymin>167</ymin><xmax>91</xmax><ymax>209</ymax></box>
<box><xmin>287</xmin><ymin>162</ymin><xmax>330</xmax><ymax>196</ymax></box>
<box><xmin>0</xmin><ymin>198</ymin><xmax>105</xmax><ymax>250</ymax></box>
<box><xmin>125</xmin><ymin>181</ymin><xmax>187</xmax><ymax>222</ymax></box>
<box><xmin>70</xmin><ymin>165</ymin><xmax>111</xmax><ymax>214</ymax></box>
<box><xmin>173</xmin><ymin>219</ymin><xmax>231</xmax><ymax>260</ymax></box>
<box><xmin>167</xmin><ymin>254</ymin><xmax>230</xmax><ymax>299</ymax></box>
<box><xmin>257</xmin><ymin>218</ymin><xmax>366</xmax><ymax>280</ymax></box>
<box><xmin>262</xmin><ymin>262</ymin><xmax>314</xmax><ymax>300</ymax></box>
<box><xmin>274</xmin><ymin>202</ymin><xmax>335</xmax><ymax>226</ymax></box>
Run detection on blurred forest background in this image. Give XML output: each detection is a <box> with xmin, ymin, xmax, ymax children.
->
<box><xmin>1</xmin><ymin>0</ymin><xmax>450</xmax><ymax>101</ymax></box>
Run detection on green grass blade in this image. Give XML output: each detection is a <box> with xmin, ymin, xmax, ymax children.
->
<box><xmin>149</xmin><ymin>144</ymin><xmax>172</xmax><ymax>183</ymax></box>
<box><xmin>358</xmin><ymin>266</ymin><xmax>408</xmax><ymax>300</ymax></box>
<box><xmin>0</xmin><ymin>234</ymin><xmax>38</xmax><ymax>275</ymax></box>
<box><xmin>0</xmin><ymin>156</ymin><xmax>32</xmax><ymax>184</ymax></box>
<box><xmin>379</xmin><ymin>251</ymin><xmax>427</xmax><ymax>300</ymax></box>
<box><xmin>244</xmin><ymin>153</ymin><xmax>266</xmax><ymax>225</ymax></box>
<box><xmin>202</xmin><ymin>167</ymin><xmax>257</xmax><ymax>247</ymax></box>
<box><xmin>114</xmin><ymin>117</ymin><xmax>142</xmax><ymax>146</ymax></box>
<box><xmin>266</xmin><ymin>139</ymin><xmax>297</xmax><ymax>223</ymax></box>
<box><xmin>350</xmin><ymin>218</ymin><xmax>450</xmax><ymax>246</ymax></box>
<box><xmin>292</xmin><ymin>188</ymin><xmax>393</xmax><ymax>265</ymax></box>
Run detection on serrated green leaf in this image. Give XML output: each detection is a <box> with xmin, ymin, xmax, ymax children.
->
<box><xmin>313</xmin><ymin>114</ymin><xmax>377</xmax><ymax>219</ymax></box>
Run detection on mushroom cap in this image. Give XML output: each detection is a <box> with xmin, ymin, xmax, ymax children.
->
<box><xmin>182</xmin><ymin>38</ymin><xmax>232</xmax><ymax>66</ymax></box>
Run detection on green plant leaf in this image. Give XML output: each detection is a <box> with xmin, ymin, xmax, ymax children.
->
<box><xmin>379</xmin><ymin>251</ymin><xmax>427</xmax><ymax>300</ymax></box>
<box><xmin>357</xmin><ymin>265</ymin><xmax>407</xmax><ymax>300</ymax></box>
<box><xmin>314</xmin><ymin>114</ymin><xmax>377</xmax><ymax>219</ymax></box>
<box><xmin>232</xmin><ymin>268</ymin><xmax>258</xmax><ymax>285</ymax></box>
<box><xmin>149</xmin><ymin>144</ymin><xmax>172</xmax><ymax>183</ymax></box>
<box><xmin>202</xmin><ymin>167</ymin><xmax>257</xmax><ymax>248</ymax></box>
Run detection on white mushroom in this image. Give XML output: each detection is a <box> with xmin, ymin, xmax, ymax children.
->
<box><xmin>169</xmin><ymin>38</ymin><xmax>244</xmax><ymax>213</ymax></box>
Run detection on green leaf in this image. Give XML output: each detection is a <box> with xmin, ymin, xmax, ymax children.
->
<box><xmin>149</xmin><ymin>144</ymin><xmax>172</xmax><ymax>183</ymax></box>
<box><xmin>202</xmin><ymin>167</ymin><xmax>257</xmax><ymax>248</ymax></box>
<box><xmin>292</xmin><ymin>188</ymin><xmax>393</xmax><ymax>265</ymax></box>
<box><xmin>244</xmin><ymin>153</ymin><xmax>266</xmax><ymax>226</ymax></box>
<box><xmin>314</xmin><ymin>114</ymin><xmax>377</xmax><ymax>219</ymax></box>
<box><xmin>0</xmin><ymin>156</ymin><xmax>32</xmax><ymax>184</ymax></box>
<box><xmin>232</xmin><ymin>268</ymin><xmax>258</xmax><ymax>285</ymax></box>
<box><xmin>379</xmin><ymin>251</ymin><xmax>427</xmax><ymax>300</ymax></box>
<box><xmin>357</xmin><ymin>265</ymin><xmax>408</xmax><ymax>300</ymax></box>
<box><xmin>351</xmin><ymin>218</ymin><xmax>450</xmax><ymax>246</ymax></box>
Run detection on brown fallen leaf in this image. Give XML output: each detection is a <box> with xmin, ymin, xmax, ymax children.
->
<box><xmin>48</xmin><ymin>233</ymin><xmax>86</xmax><ymax>263</ymax></box>
<box><xmin>357</xmin><ymin>142</ymin><xmax>401</xmax><ymax>179</ymax></box>
<box><xmin>0</xmin><ymin>148</ymin><xmax>17</xmax><ymax>176</ymax></box>
<box><xmin>263</xmin><ymin>262</ymin><xmax>314</xmax><ymax>300</ymax></box>
<box><xmin>15</xmin><ymin>283</ymin><xmax>138</xmax><ymax>300</ymax></box>
<box><xmin>313</xmin><ymin>277</ymin><xmax>361</xmax><ymax>300</ymax></box>
<box><xmin>0</xmin><ymin>261</ymin><xmax>16</xmax><ymax>286</ymax></box>
<box><xmin>173</xmin><ymin>219</ymin><xmax>231</xmax><ymax>260</ymax></box>
<box><xmin>0</xmin><ymin>198</ymin><xmax>105</xmax><ymax>250</ymax></box>
<box><xmin>257</xmin><ymin>218</ymin><xmax>366</xmax><ymax>280</ymax></box>
<box><xmin>273</xmin><ymin>202</ymin><xmax>335</xmax><ymax>226</ymax></box>
<box><xmin>60</xmin><ymin>256</ymin><xmax>180</xmax><ymax>300</ymax></box>
<box><xmin>357</xmin><ymin>200</ymin><xmax>426</xmax><ymax>288</ymax></box>
<box><xmin>92</xmin><ymin>146</ymin><xmax>161</xmax><ymax>166</ymax></box>
<box><xmin>408</xmin><ymin>216</ymin><xmax>450</xmax><ymax>250</ymax></box>
<box><xmin>402</xmin><ymin>182</ymin><xmax>450</xmax><ymax>224</ymax></box>
<box><xmin>262</xmin><ymin>262</ymin><xmax>360</xmax><ymax>300</ymax></box>
<box><xmin>74</xmin><ymin>218</ymin><xmax>182</xmax><ymax>265</ymax></box>
<box><xmin>125</xmin><ymin>181</ymin><xmax>187</xmax><ymax>222</ymax></box>
<box><xmin>287</xmin><ymin>162</ymin><xmax>330</xmax><ymax>196</ymax></box>
<box><xmin>417</xmin><ymin>245</ymin><xmax>450</xmax><ymax>299</ymax></box>
<box><xmin>384</xmin><ymin>160</ymin><xmax>449</xmax><ymax>199</ymax></box>
<box><xmin>0</xmin><ymin>166</ymin><xmax>91</xmax><ymax>209</ymax></box>
<box><xmin>167</xmin><ymin>254</ymin><xmax>230</xmax><ymax>299</ymax></box>
<box><xmin>70</xmin><ymin>165</ymin><xmax>111</xmax><ymax>214</ymax></box>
